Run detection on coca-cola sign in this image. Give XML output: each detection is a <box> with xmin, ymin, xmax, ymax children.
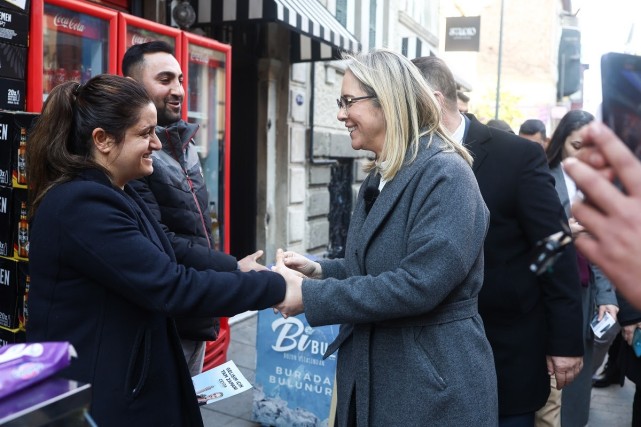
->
<box><xmin>189</xmin><ymin>52</ymin><xmax>209</xmax><ymax>65</ymax></box>
<box><xmin>53</xmin><ymin>14</ymin><xmax>86</xmax><ymax>34</ymax></box>
<box><xmin>130</xmin><ymin>34</ymin><xmax>152</xmax><ymax>46</ymax></box>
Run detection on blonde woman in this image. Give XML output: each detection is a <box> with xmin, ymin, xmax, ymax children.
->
<box><xmin>272</xmin><ymin>49</ymin><xmax>497</xmax><ymax>426</ymax></box>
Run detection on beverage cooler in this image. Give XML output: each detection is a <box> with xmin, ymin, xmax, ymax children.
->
<box><xmin>182</xmin><ymin>33</ymin><xmax>231</xmax><ymax>255</ymax></box>
<box><xmin>116</xmin><ymin>12</ymin><xmax>181</xmax><ymax>75</ymax></box>
<box><xmin>27</xmin><ymin>0</ymin><xmax>230</xmax><ymax>254</ymax></box>
<box><xmin>27</xmin><ymin>0</ymin><xmax>118</xmax><ymax>111</ymax></box>
<box><xmin>24</xmin><ymin>0</ymin><xmax>233</xmax><ymax>369</ymax></box>
<box><xmin>181</xmin><ymin>33</ymin><xmax>232</xmax><ymax>371</ymax></box>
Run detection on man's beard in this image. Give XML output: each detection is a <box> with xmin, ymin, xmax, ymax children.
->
<box><xmin>157</xmin><ymin>104</ymin><xmax>182</xmax><ymax>126</ymax></box>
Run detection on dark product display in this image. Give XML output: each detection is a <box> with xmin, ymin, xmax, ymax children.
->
<box><xmin>0</xmin><ymin>186</ymin><xmax>11</xmax><ymax>257</ymax></box>
<box><xmin>0</xmin><ymin>187</ymin><xmax>28</xmax><ymax>260</ymax></box>
<box><xmin>0</xmin><ymin>0</ymin><xmax>30</xmax><ymax>15</ymax></box>
<box><xmin>0</xmin><ymin>326</ymin><xmax>24</xmax><ymax>345</ymax></box>
<box><xmin>10</xmin><ymin>187</ymin><xmax>27</xmax><ymax>260</ymax></box>
<box><xmin>0</xmin><ymin>110</ymin><xmax>37</xmax><ymax>188</ymax></box>
<box><xmin>0</xmin><ymin>7</ymin><xmax>28</xmax><ymax>47</ymax></box>
<box><xmin>0</xmin><ymin>43</ymin><xmax>26</xmax><ymax>80</ymax></box>
<box><xmin>0</xmin><ymin>76</ymin><xmax>24</xmax><ymax>110</ymax></box>
<box><xmin>0</xmin><ymin>256</ymin><xmax>28</xmax><ymax>329</ymax></box>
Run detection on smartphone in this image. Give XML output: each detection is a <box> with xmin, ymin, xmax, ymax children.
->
<box><xmin>601</xmin><ymin>52</ymin><xmax>641</xmax><ymax>159</ymax></box>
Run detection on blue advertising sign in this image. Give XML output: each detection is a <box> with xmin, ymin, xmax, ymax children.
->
<box><xmin>253</xmin><ymin>309</ymin><xmax>339</xmax><ymax>426</ymax></box>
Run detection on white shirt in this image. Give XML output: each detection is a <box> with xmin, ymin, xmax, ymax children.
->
<box><xmin>561</xmin><ymin>164</ymin><xmax>579</xmax><ymax>206</ymax></box>
<box><xmin>452</xmin><ymin>113</ymin><xmax>466</xmax><ymax>144</ymax></box>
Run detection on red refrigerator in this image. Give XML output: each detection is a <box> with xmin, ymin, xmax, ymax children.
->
<box><xmin>181</xmin><ymin>32</ymin><xmax>232</xmax><ymax>371</ymax></box>
<box><xmin>26</xmin><ymin>0</ymin><xmax>233</xmax><ymax>370</ymax></box>
<box><xmin>27</xmin><ymin>0</ymin><xmax>118</xmax><ymax>112</ymax></box>
<box><xmin>116</xmin><ymin>11</ymin><xmax>181</xmax><ymax>75</ymax></box>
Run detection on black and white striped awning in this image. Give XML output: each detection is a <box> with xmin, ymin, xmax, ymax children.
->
<box><xmin>212</xmin><ymin>0</ymin><xmax>361</xmax><ymax>62</ymax></box>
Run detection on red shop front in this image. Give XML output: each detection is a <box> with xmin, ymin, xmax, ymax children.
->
<box><xmin>26</xmin><ymin>0</ymin><xmax>233</xmax><ymax>370</ymax></box>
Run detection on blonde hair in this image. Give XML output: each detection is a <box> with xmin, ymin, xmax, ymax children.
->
<box><xmin>344</xmin><ymin>49</ymin><xmax>472</xmax><ymax>180</ymax></box>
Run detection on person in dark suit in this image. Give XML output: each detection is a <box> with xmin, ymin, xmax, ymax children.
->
<box><xmin>272</xmin><ymin>49</ymin><xmax>498</xmax><ymax>426</ymax></box>
<box><xmin>25</xmin><ymin>75</ymin><xmax>286</xmax><ymax>426</ymax></box>
<box><xmin>412</xmin><ymin>56</ymin><xmax>584</xmax><ymax>427</ymax></box>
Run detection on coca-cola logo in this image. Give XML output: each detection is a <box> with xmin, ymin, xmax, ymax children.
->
<box><xmin>131</xmin><ymin>34</ymin><xmax>152</xmax><ymax>45</ymax></box>
<box><xmin>54</xmin><ymin>14</ymin><xmax>86</xmax><ymax>33</ymax></box>
<box><xmin>190</xmin><ymin>53</ymin><xmax>208</xmax><ymax>65</ymax></box>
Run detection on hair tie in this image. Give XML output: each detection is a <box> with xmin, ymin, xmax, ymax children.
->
<box><xmin>72</xmin><ymin>83</ymin><xmax>83</xmax><ymax>96</ymax></box>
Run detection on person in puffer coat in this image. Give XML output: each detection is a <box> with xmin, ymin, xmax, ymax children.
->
<box><xmin>123</xmin><ymin>41</ymin><xmax>267</xmax><ymax>376</ymax></box>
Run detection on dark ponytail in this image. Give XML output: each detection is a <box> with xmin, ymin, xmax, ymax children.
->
<box><xmin>27</xmin><ymin>74</ymin><xmax>151</xmax><ymax>217</ymax></box>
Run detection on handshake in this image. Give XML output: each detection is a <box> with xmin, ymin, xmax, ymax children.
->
<box><xmin>239</xmin><ymin>249</ymin><xmax>322</xmax><ymax>319</ymax></box>
<box><xmin>272</xmin><ymin>249</ymin><xmax>323</xmax><ymax>319</ymax></box>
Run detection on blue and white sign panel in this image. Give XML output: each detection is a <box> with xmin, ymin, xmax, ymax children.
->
<box><xmin>253</xmin><ymin>309</ymin><xmax>339</xmax><ymax>426</ymax></box>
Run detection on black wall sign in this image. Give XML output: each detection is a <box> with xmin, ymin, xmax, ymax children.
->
<box><xmin>445</xmin><ymin>16</ymin><xmax>481</xmax><ymax>52</ymax></box>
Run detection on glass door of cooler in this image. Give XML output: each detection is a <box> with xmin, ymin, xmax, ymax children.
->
<box><xmin>27</xmin><ymin>0</ymin><xmax>118</xmax><ymax>112</ymax></box>
<box><xmin>182</xmin><ymin>34</ymin><xmax>231</xmax><ymax>253</ymax></box>
<box><xmin>116</xmin><ymin>13</ymin><xmax>181</xmax><ymax>75</ymax></box>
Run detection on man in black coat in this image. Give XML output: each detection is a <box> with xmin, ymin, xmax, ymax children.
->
<box><xmin>413</xmin><ymin>56</ymin><xmax>584</xmax><ymax>426</ymax></box>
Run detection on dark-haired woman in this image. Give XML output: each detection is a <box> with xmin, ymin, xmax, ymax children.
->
<box><xmin>541</xmin><ymin>109</ymin><xmax>618</xmax><ymax>427</ymax></box>
<box><xmin>25</xmin><ymin>75</ymin><xmax>286</xmax><ymax>426</ymax></box>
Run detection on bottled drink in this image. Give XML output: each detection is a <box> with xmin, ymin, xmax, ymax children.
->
<box><xmin>44</xmin><ymin>63</ymin><xmax>54</xmax><ymax>94</ymax></box>
<box><xmin>19</xmin><ymin>275</ymin><xmax>29</xmax><ymax>329</ymax></box>
<box><xmin>17</xmin><ymin>201</ymin><xmax>28</xmax><ymax>258</ymax></box>
<box><xmin>69</xmin><ymin>67</ymin><xmax>81</xmax><ymax>83</ymax></box>
<box><xmin>17</xmin><ymin>128</ymin><xmax>26</xmax><ymax>185</ymax></box>
<box><xmin>54</xmin><ymin>67</ymin><xmax>66</xmax><ymax>88</ymax></box>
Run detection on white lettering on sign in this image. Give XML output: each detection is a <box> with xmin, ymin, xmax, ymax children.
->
<box><xmin>0</xmin><ymin>268</ymin><xmax>9</xmax><ymax>286</ymax></box>
<box><xmin>131</xmin><ymin>34</ymin><xmax>152</xmax><ymax>45</ymax></box>
<box><xmin>54</xmin><ymin>14</ymin><xmax>86</xmax><ymax>33</ymax></box>
<box><xmin>271</xmin><ymin>317</ymin><xmax>328</xmax><ymax>355</ymax></box>
<box><xmin>449</xmin><ymin>27</ymin><xmax>477</xmax><ymax>37</ymax></box>
<box><xmin>0</xmin><ymin>196</ymin><xmax>6</xmax><ymax>213</ymax></box>
<box><xmin>7</xmin><ymin>89</ymin><xmax>19</xmax><ymax>105</ymax></box>
<box><xmin>0</xmin><ymin>12</ymin><xmax>12</xmax><ymax>23</ymax></box>
<box><xmin>0</xmin><ymin>124</ymin><xmax>7</xmax><ymax>140</ymax></box>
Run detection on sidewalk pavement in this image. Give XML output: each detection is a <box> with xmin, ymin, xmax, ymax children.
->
<box><xmin>200</xmin><ymin>312</ymin><xmax>635</xmax><ymax>427</ymax></box>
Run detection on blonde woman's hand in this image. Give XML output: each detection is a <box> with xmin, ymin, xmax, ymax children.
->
<box><xmin>282</xmin><ymin>250</ymin><xmax>322</xmax><ymax>279</ymax></box>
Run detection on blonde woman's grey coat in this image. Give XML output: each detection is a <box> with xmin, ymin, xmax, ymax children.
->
<box><xmin>302</xmin><ymin>134</ymin><xmax>498</xmax><ymax>426</ymax></box>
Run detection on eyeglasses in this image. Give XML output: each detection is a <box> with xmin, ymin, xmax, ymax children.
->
<box><xmin>336</xmin><ymin>95</ymin><xmax>377</xmax><ymax>112</ymax></box>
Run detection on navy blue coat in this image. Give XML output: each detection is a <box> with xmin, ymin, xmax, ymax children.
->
<box><xmin>26</xmin><ymin>169</ymin><xmax>285</xmax><ymax>426</ymax></box>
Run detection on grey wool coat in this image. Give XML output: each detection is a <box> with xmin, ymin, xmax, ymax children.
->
<box><xmin>302</xmin><ymin>134</ymin><xmax>498</xmax><ymax>427</ymax></box>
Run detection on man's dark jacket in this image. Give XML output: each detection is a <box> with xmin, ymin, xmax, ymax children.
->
<box><xmin>130</xmin><ymin>120</ymin><xmax>237</xmax><ymax>340</ymax></box>
<box><xmin>464</xmin><ymin>114</ymin><xmax>584</xmax><ymax>414</ymax></box>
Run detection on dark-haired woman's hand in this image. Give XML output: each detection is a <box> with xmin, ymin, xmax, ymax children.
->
<box><xmin>271</xmin><ymin>249</ymin><xmax>304</xmax><ymax>318</ymax></box>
